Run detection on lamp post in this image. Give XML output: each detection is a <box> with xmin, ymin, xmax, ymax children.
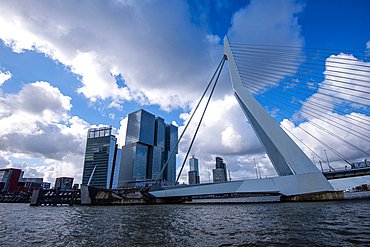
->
<box><xmin>324</xmin><ymin>150</ymin><xmax>330</xmax><ymax>171</ymax></box>
<box><xmin>254</xmin><ymin>159</ymin><xmax>258</xmax><ymax>179</ymax></box>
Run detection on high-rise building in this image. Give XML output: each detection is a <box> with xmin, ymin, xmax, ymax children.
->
<box><xmin>212</xmin><ymin>168</ymin><xmax>225</xmax><ymax>183</ymax></box>
<box><xmin>213</xmin><ymin>157</ymin><xmax>227</xmax><ymax>183</ymax></box>
<box><xmin>118</xmin><ymin>109</ymin><xmax>178</xmax><ymax>187</ymax></box>
<box><xmin>188</xmin><ymin>156</ymin><xmax>200</xmax><ymax>184</ymax></box>
<box><xmin>188</xmin><ymin>171</ymin><xmax>198</xmax><ymax>185</ymax></box>
<box><xmin>82</xmin><ymin>126</ymin><xmax>120</xmax><ymax>189</ymax></box>
<box><xmin>150</xmin><ymin>117</ymin><xmax>166</xmax><ymax>180</ymax></box>
<box><xmin>125</xmin><ymin>109</ymin><xmax>155</xmax><ymax>146</ymax></box>
<box><xmin>119</xmin><ymin>142</ymin><xmax>150</xmax><ymax>182</ymax></box>
<box><xmin>164</xmin><ymin>123</ymin><xmax>178</xmax><ymax>183</ymax></box>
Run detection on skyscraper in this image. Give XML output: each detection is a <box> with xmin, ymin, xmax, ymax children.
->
<box><xmin>118</xmin><ymin>109</ymin><xmax>178</xmax><ymax>187</ymax></box>
<box><xmin>82</xmin><ymin>127</ymin><xmax>120</xmax><ymax>189</ymax></box>
<box><xmin>164</xmin><ymin>123</ymin><xmax>178</xmax><ymax>183</ymax></box>
<box><xmin>188</xmin><ymin>156</ymin><xmax>200</xmax><ymax>184</ymax></box>
<box><xmin>213</xmin><ymin>157</ymin><xmax>227</xmax><ymax>183</ymax></box>
<box><xmin>151</xmin><ymin>117</ymin><xmax>166</xmax><ymax>180</ymax></box>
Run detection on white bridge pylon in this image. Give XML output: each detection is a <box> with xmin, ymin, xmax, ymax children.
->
<box><xmin>149</xmin><ymin>36</ymin><xmax>334</xmax><ymax>198</ymax></box>
<box><xmin>222</xmin><ymin>36</ymin><xmax>334</xmax><ymax>195</ymax></box>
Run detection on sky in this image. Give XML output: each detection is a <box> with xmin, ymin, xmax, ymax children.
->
<box><xmin>0</xmin><ymin>0</ymin><xmax>369</xmax><ymax>190</ymax></box>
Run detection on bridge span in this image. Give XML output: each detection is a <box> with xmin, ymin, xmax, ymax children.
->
<box><xmin>149</xmin><ymin>37</ymin><xmax>370</xmax><ymax>201</ymax></box>
<box><xmin>323</xmin><ymin>167</ymin><xmax>370</xmax><ymax>180</ymax></box>
<box><xmin>149</xmin><ymin>173</ymin><xmax>337</xmax><ymax>199</ymax></box>
<box><xmin>148</xmin><ymin>167</ymin><xmax>370</xmax><ymax>199</ymax></box>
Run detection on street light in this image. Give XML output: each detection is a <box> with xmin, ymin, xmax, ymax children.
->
<box><xmin>254</xmin><ymin>159</ymin><xmax>258</xmax><ymax>179</ymax></box>
<box><xmin>324</xmin><ymin>150</ymin><xmax>331</xmax><ymax>171</ymax></box>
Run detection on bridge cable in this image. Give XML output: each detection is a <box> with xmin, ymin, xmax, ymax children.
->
<box><xmin>279</xmin><ymin>124</ymin><xmax>338</xmax><ymax>171</ymax></box>
<box><xmin>238</xmin><ymin>71</ymin><xmax>370</xmax><ymax>121</ymax></box>
<box><xmin>154</xmin><ymin>57</ymin><xmax>225</xmax><ymax>184</ymax></box>
<box><xmin>244</xmin><ymin>80</ymin><xmax>370</xmax><ymax>155</ymax></box>
<box><xmin>240</xmin><ymin>79</ymin><xmax>370</xmax><ymax>141</ymax></box>
<box><xmin>241</xmin><ymin>76</ymin><xmax>370</xmax><ymax>130</ymax></box>
<box><xmin>231</xmin><ymin>44</ymin><xmax>370</xmax><ymax>69</ymax></box>
<box><xmin>251</xmin><ymin>91</ymin><xmax>357</xmax><ymax>163</ymax></box>
<box><xmin>175</xmin><ymin>56</ymin><xmax>226</xmax><ymax>184</ymax></box>
<box><xmin>235</xmin><ymin>56</ymin><xmax>370</xmax><ymax>91</ymax></box>
<box><xmin>229</xmin><ymin>42</ymin><xmax>370</xmax><ymax>168</ymax></box>
<box><xmin>242</xmin><ymin>80</ymin><xmax>370</xmax><ymax>165</ymax></box>
<box><xmin>231</xmin><ymin>42</ymin><xmax>370</xmax><ymax>57</ymax></box>
<box><xmin>237</xmin><ymin>68</ymin><xmax>370</xmax><ymax>110</ymax></box>
<box><xmin>241</xmin><ymin>69</ymin><xmax>369</xmax><ymax>137</ymax></box>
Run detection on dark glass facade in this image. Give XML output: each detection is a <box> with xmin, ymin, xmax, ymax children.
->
<box><xmin>118</xmin><ymin>109</ymin><xmax>178</xmax><ymax>186</ymax></box>
<box><xmin>212</xmin><ymin>157</ymin><xmax>227</xmax><ymax>182</ymax></box>
<box><xmin>189</xmin><ymin>156</ymin><xmax>200</xmax><ymax>184</ymax></box>
<box><xmin>188</xmin><ymin>170</ymin><xmax>198</xmax><ymax>185</ymax></box>
<box><xmin>164</xmin><ymin>124</ymin><xmax>178</xmax><ymax>183</ymax></box>
<box><xmin>125</xmin><ymin>109</ymin><xmax>155</xmax><ymax>146</ymax></box>
<box><xmin>155</xmin><ymin>117</ymin><xmax>165</xmax><ymax>149</ymax></box>
<box><xmin>82</xmin><ymin>127</ymin><xmax>117</xmax><ymax>189</ymax></box>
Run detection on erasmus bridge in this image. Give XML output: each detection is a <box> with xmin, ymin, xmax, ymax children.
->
<box><xmin>149</xmin><ymin>36</ymin><xmax>370</xmax><ymax>200</ymax></box>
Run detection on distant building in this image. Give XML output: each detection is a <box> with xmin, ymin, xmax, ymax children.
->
<box><xmin>164</xmin><ymin>123</ymin><xmax>178</xmax><ymax>183</ymax></box>
<box><xmin>188</xmin><ymin>156</ymin><xmax>200</xmax><ymax>184</ymax></box>
<box><xmin>188</xmin><ymin>171</ymin><xmax>197</xmax><ymax>185</ymax></box>
<box><xmin>212</xmin><ymin>168</ymin><xmax>225</xmax><ymax>183</ymax></box>
<box><xmin>0</xmin><ymin>168</ymin><xmax>43</xmax><ymax>192</ymax></box>
<box><xmin>55</xmin><ymin>177</ymin><xmax>74</xmax><ymax>191</ymax></box>
<box><xmin>118</xmin><ymin>109</ymin><xmax>178</xmax><ymax>187</ymax></box>
<box><xmin>42</xmin><ymin>182</ymin><xmax>51</xmax><ymax>189</ymax></box>
<box><xmin>81</xmin><ymin>126</ymin><xmax>120</xmax><ymax>189</ymax></box>
<box><xmin>212</xmin><ymin>157</ymin><xmax>227</xmax><ymax>183</ymax></box>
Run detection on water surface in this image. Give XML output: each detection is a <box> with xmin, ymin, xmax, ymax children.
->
<box><xmin>1</xmin><ymin>195</ymin><xmax>370</xmax><ymax>246</ymax></box>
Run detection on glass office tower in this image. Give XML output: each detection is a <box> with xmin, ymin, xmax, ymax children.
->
<box><xmin>164</xmin><ymin>124</ymin><xmax>178</xmax><ymax>183</ymax></box>
<box><xmin>82</xmin><ymin>127</ymin><xmax>119</xmax><ymax>189</ymax></box>
<box><xmin>189</xmin><ymin>156</ymin><xmax>200</xmax><ymax>184</ymax></box>
<box><xmin>125</xmin><ymin>109</ymin><xmax>155</xmax><ymax>146</ymax></box>
<box><xmin>212</xmin><ymin>157</ymin><xmax>227</xmax><ymax>183</ymax></box>
<box><xmin>118</xmin><ymin>109</ymin><xmax>178</xmax><ymax>187</ymax></box>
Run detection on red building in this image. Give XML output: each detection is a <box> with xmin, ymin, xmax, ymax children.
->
<box><xmin>0</xmin><ymin>168</ymin><xmax>43</xmax><ymax>192</ymax></box>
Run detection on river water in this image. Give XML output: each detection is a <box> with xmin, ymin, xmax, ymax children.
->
<box><xmin>1</xmin><ymin>193</ymin><xmax>370</xmax><ymax>246</ymax></box>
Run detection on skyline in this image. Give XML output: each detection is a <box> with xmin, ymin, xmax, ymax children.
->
<box><xmin>0</xmin><ymin>0</ymin><xmax>369</xmax><ymax>190</ymax></box>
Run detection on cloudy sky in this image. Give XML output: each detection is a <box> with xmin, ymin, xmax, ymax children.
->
<box><xmin>0</xmin><ymin>0</ymin><xmax>369</xmax><ymax>190</ymax></box>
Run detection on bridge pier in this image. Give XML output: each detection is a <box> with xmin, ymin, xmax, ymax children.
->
<box><xmin>80</xmin><ymin>185</ymin><xmax>185</xmax><ymax>205</ymax></box>
<box><xmin>280</xmin><ymin>191</ymin><xmax>344</xmax><ymax>202</ymax></box>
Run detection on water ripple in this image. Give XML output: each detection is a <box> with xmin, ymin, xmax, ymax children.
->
<box><xmin>1</xmin><ymin>198</ymin><xmax>370</xmax><ymax>246</ymax></box>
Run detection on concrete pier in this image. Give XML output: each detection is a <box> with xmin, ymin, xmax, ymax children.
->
<box><xmin>81</xmin><ymin>185</ymin><xmax>184</xmax><ymax>205</ymax></box>
<box><xmin>280</xmin><ymin>191</ymin><xmax>344</xmax><ymax>202</ymax></box>
<box><xmin>30</xmin><ymin>188</ymin><xmax>81</xmax><ymax>206</ymax></box>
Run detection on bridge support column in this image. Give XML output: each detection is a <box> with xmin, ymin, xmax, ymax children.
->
<box><xmin>280</xmin><ymin>191</ymin><xmax>344</xmax><ymax>202</ymax></box>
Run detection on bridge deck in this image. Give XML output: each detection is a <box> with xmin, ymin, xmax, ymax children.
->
<box><xmin>323</xmin><ymin>167</ymin><xmax>370</xmax><ymax>180</ymax></box>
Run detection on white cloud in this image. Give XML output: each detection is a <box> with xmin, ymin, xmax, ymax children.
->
<box><xmin>0</xmin><ymin>0</ymin><xmax>221</xmax><ymax>110</ymax></box>
<box><xmin>228</xmin><ymin>0</ymin><xmax>304</xmax><ymax>46</ymax></box>
<box><xmin>177</xmin><ymin>94</ymin><xmax>276</xmax><ymax>184</ymax></box>
<box><xmin>0</xmin><ymin>81</ymin><xmax>90</xmax><ymax>183</ymax></box>
<box><xmin>227</xmin><ymin>0</ymin><xmax>304</xmax><ymax>93</ymax></box>
<box><xmin>322</xmin><ymin>53</ymin><xmax>370</xmax><ymax>107</ymax></box>
<box><xmin>0</xmin><ymin>69</ymin><xmax>11</xmax><ymax>86</ymax></box>
<box><xmin>0</xmin><ymin>152</ymin><xmax>10</xmax><ymax>169</ymax></box>
<box><xmin>281</xmin><ymin>53</ymin><xmax>370</xmax><ymax>172</ymax></box>
<box><xmin>116</xmin><ymin>117</ymin><xmax>128</xmax><ymax>147</ymax></box>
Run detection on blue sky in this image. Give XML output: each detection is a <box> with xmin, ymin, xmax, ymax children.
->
<box><xmin>0</xmin><ymin>0</ymin><xmax>369</xmax><ymax>190</ymax></box>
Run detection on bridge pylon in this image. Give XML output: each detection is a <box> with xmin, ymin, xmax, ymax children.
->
<box><xmin>149</xmin><ymin>37</ymin><xmax>343</xmax><ymax>201</ymax></box>
<box><xmin>223</xmin><ymin>36</ymin><xmax>335</xmax><ymax>197</ymax></box>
